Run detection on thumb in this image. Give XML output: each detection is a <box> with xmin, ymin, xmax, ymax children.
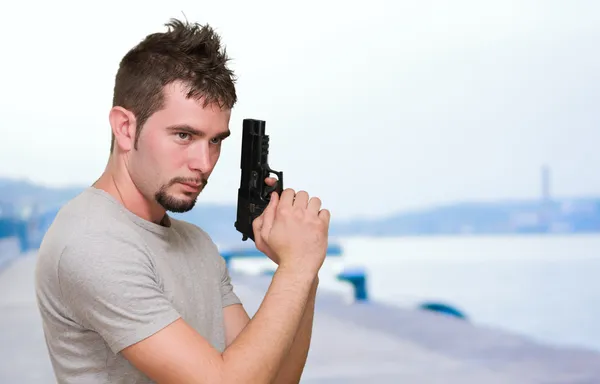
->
<box><xmin>252</xmin><ymin>214</ymin><xmax>263</xmax><ymax>239</ymax></box>
<box><xmin>252</xmin><ymin>215</ymin><xmax>264</xmax><ymax>245</ymax></box>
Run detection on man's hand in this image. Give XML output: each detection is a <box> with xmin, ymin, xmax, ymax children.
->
<box><xmin>252</xmin><ymin>179</ymin><xmax>330</xmax><ymax>276</ymax></box>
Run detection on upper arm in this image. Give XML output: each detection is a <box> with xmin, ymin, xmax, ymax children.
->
<box><xmin>57</xmin><ymin>240</ymin><xmax>226</xmax><ymax>383</ymax></box>
<box><xmin>120</xmin><ymin>317</ymin><xmax>226</xmax><ymax>383</ymax></box>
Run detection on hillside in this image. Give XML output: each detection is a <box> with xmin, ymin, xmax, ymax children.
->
<box><xmin>1</xmin><ymin>177</ymin><xmax>600</xmax><ymax>245</ymax></box>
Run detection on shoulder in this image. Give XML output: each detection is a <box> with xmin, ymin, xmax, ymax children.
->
<box><xmin>37</xmin><ymin>196</ymin><xmax>155</xmax><ymax>296</ymax></box>
<box><xmin>43</xmin><ymin>215</ymin><xmax>150</xmax><ymax>271</ymax></box>
<box><xmin>42</xmin><ymin>187</ymin><xmax>145</xmax><ymax>247</ymax></box>
<box><xmin>61</xmin><ymin>230</ymin><xmax>152</xmax><ymax>271</ymax></box>
<box><xmin>35</xmin><ymin>202</ymin><xmax>160</xmax><ymax>334</ymax></box>
<box><xmin>37</xmin><ymin>189</ymin><xmax>149</xmax><ymax>277</ymax></box>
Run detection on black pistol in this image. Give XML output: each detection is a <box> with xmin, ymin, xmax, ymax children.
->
<box><xmin>234</xmin><ymin>119</ymin><xmax>283</xmax><ymax>242</ymax></box>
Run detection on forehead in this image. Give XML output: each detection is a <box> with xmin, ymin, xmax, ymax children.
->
<box><xmin>148</xmin><ymin>81</ymin><xmax>231</xmax><ymax>130</ymax></box>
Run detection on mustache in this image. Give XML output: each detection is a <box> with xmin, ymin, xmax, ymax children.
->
<box><xmin>169</xmin><ymin>176</ymin><xmax>208</xmax><ymax>187</ymax></box>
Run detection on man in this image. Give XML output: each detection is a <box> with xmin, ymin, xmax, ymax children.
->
<box><xmin>34</xmin><ymin>18</ymin><xmax>330</xmax><ymax>384</ymax></box>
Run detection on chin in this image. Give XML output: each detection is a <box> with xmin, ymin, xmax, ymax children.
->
<box><xmin>155</xmin><ymin>191</ymin><xmax>198</xmax><ymax>213</ymax></box>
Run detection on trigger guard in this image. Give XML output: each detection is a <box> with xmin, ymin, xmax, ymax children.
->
<box><xmin>263</xmin><ymin>170</ymin><xmax>283</xmax><ymax>198</ymax></box>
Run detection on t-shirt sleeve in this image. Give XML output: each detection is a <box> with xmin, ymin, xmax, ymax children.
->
<box><xmin>217</xmin><ymin>254</ymin><xmax>242</xmax><ymax>308</ymax></box>
<box><xmin>56</xmin><ymin>238</ymin><xmax>181</xmax><ymax>354</ymax></box>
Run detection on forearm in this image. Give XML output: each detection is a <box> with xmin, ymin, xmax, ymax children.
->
<box><xmin>273</xmin><ymin>276</ymin><xmax>318</xmax><ymax>384</ymax></box>
<box><xmin>221</xmin><ymin>266</ymin><xmax>315</xmax><ymax>384</ymax></box>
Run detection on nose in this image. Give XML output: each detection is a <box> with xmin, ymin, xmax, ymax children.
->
<box><xmin>188</xmin><ymin>142</ymin><xmax>213</xmax><ymax>173</ymax></box>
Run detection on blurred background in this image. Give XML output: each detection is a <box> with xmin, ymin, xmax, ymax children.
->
<box><xmin>1</xmin><ymin>0</ymin><xmax>600</xmax><ymax>382</ymax></box>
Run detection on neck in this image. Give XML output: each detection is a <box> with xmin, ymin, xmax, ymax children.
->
<box><xmin>93</xmin><ymin>154</ymin><xmax>168</xmax><ymax>225</ymax></box>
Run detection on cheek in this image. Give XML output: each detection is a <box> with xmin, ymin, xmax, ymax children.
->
<box><xmin>188</xmin><ymin>142</ymin><xmax>222</xmax><ymax>165</ymax></box>
<box><xmin>135</xmin><ymin>136</ymin><xmax>180</xmax><ymax>176</ymax></box>
<box><xmin>211</xmin><ymin>146</ymin><xmax>222</xmax><ymax>161</ymax></box>
<box><xmin>208</xmin><ymin>146</ymin><xmax>223</xmax><ymax>170</ymax></box>
<box><xmin>151</xmin><ymin>136</ymin><xmax>187</xmax><ymax>165</ymax></box>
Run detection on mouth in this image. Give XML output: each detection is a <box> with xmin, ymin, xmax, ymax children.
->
<box><xmin>179</xmin><ymin>182</ymin><xmax>202</xmax><ymax>192</ymax></box>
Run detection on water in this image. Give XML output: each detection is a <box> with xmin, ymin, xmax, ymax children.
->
<box><xmin>229</xmin><ymin>234</ymin><xmax>600</xmax><ymax>353</ymax></box>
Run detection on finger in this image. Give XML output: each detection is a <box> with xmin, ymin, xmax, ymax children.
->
<box><xmin>293</xmin><ymin>190</ymin><xmax>309</xmax><ymax>208</ymax></box>
<box><xmin>318</xmin><ymin>208</ymin><xmax>331</xmax><ymax>226</ymax></box>
<box><xmin>279</xmin><ymin>188</ymin><xmax>296</xmax><ymax>208</ymax></box>
<box><xmin>264</xmin><ymin>177</ymin><xmax>278</xmax><ymax>187</ymax></box>
<box><xmin>261</xmin><ymin>191</ymin><xmax>279</xmax><ymax>235</ymax></box>
<box><xmin>308</xmin><ymin>197</ymin><xmax>322</xmax><ymax>213</ymax></box>
<box><xmin>252</xmin><ymin>214</ymin><xmax>264</xmax><ymax>240</ymax></box>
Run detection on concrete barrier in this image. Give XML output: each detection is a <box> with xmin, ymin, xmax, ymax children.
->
<box><xmin>0</xmin><ymin>237</ymin><xmax>22</xmax><ymax>273</ymax></box>
<box><xmin>220</xmin><ymin>242</ymin><xmax>343</xmax><ymax>268</ymax></box>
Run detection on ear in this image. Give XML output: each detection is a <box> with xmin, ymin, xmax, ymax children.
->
<box><xmin>109</xmin><ymin>106</ymin><xmax>137</xmax><ymax>152</ymax></box>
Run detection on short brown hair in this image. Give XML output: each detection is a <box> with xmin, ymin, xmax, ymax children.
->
<box><xmin>110</xmin><ymin>18</ymin><xmax>237</xmax><ymax>152</ymax></box>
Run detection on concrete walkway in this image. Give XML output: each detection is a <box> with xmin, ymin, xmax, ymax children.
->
<box><xmin>2</xmin><ymin>252</ymin><xmax>600</xmax><ymax>383</ymax></box>
<box><xmin>0</xmin><ymin>252</ymin><xmax>55</xmax><ymax>383</ymax></box>
<box><xmin>233</xmin><ymin>274</ymin><xmax>600</xmax><ymax>384</ymax></box>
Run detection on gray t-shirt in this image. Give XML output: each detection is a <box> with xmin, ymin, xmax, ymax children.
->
<box><xmin>34</xmin><ymin>187</ymin><xmax>242</xmax><ymax>383</ymax></box>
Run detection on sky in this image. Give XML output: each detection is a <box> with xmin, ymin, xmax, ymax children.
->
<box><xmin>0</xmin><ymin>0</ymin><xmax>599</xmax><ymax>219</ymax></box>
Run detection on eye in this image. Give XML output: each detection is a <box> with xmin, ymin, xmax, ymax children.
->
<box><xmin>210</xmin><ymin>137</ymin><xmax>222</xmax><ymax>145</ymax></box>
<box><xmin>177</xmin><ymin>132</ymin><xmax>191</xmax><ymax>141</ymax></box>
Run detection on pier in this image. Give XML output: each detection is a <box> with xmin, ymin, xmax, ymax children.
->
<box><xmin>2</xmin><ymin>251</ymin><xmax>600</xmax><ymax>383</ymax></box>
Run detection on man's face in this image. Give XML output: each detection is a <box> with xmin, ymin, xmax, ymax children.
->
<box><xmin>127</xmin><ymin>81</ymin><xmax>232</xmax><ymax>213</ymax></box>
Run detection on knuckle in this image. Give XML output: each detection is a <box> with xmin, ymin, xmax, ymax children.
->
<box><xmin>279</xmin><ymin>210</ymin><xmax>293</xmax><ymax>221</ymax></box>
<box><xmin>260</xmin><ymin>224</ymin><xmax>270</xmax><ymax>236</ymax></box>
<box><xmin>293</xmin><ymin>208</ymin><xmax>304</xmax><ymax>219</ymax></box>
<box><xmin>308</xmin><ymin>215</ymin><xmax>322</xmax><ymax>227</ymax></box>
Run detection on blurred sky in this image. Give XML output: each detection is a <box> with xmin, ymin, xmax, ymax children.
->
<box><xmin>0</xmin><ymin>0</ymin><xmax>599</xmax><ymax>219</ymax></box>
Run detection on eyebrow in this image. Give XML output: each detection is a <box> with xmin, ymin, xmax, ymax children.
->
<box><xmin>166</xmin><ymin>124</ymin><xmax>231</xmax><ymax>139</ymax></box>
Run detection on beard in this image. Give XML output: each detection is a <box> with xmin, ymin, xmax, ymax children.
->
<box><xmin>154</xmin><ymin>176</ymin><xmax>208</xmax><ymax>213</ymax></box>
